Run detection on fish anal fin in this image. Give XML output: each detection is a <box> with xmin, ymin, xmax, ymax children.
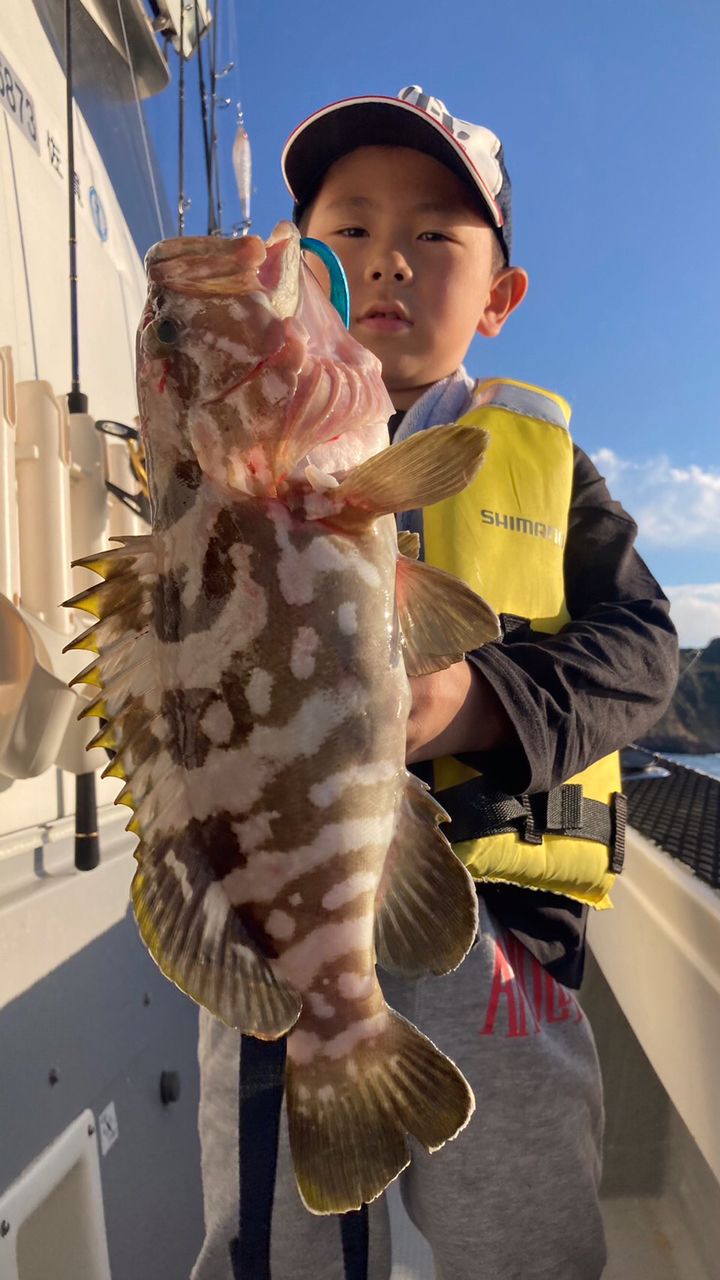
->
<box><xmin>286</xmin><ymin>1005</ymin><xmax>474</xmax><ymax>1214</ymax></box>
<box><xmin>333</xmin><ymin>424</ymin><xmax>490</xmax><ymax>527</ymax></box>
<box><xmin>375</xmin><ymin>773</ymin><xmax>478</xmax><ymax>977</ymax></box>
<box><xmin>130</xmin><ymin>844</ymin><xmax>301</xmax><ymax>1036</ymax></box>
<box><xmin>396</xmin><ymin>555</ymin><xmax>500</xmax><ymax>677</ymax></box>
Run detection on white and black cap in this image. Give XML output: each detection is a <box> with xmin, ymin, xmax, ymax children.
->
<box><xmin>282</xmin><ymin>85</ymin><xmax>513</xmax><ymax>262</ymax></box>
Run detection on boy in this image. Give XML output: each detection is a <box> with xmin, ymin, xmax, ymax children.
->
<box><xmin>192</xmin><ymin>87</ymin><xmax>677</xmax><ymax>1280</ymax></box>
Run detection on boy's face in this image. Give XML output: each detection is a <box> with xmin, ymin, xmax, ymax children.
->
<box><xmin>303</xmin><ymin>146</ymin><xmax>527</xmax><ymax>408</ymax></box>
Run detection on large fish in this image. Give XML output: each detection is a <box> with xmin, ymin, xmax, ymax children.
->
<box><xmin>65</xmin><ymin>223</ymin><xmax>500</xmax><ymax>1214</ymax></box>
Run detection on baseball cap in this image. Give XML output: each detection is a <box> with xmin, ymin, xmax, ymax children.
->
<box><xmin>282</xmin><ymin>85</ymin><xmax>513</xmax><ymax>262</ymax></box>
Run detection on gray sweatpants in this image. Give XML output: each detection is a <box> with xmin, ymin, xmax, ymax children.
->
<box><xmin>191</xmin><ymin>900</ymin><xmax>606</xmax><ymax>1280</ymax></box>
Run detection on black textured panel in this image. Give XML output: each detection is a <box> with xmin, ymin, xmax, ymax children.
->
<box><xmin>627</xmin><ymin>757</ymin><xmax>720</xmax><ymax>890</ymax></box>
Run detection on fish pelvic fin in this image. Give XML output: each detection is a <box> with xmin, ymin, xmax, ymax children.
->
<box><xmin>396</xmin><ymin>555</ymin><xmax>500</xmax><ymax>677</ymax></box>
<box><xmin>286</xmin><ymin>1005</ymin><xmax>474</xmax><ymax>1214</ymax></box>
<box><xmin>375</xmin><ymin>773</ymin><xmax>479</xmax><ymax>977</ymax></box>
<box><xmin>330</xmin><ymin>424</ymin><xmax>490</xmax><ymax>531</ymax></box>
<box><xmin>130</xmin><ymin>846</ymin><xmax>301</xmax><ymax>1036</ymax></box>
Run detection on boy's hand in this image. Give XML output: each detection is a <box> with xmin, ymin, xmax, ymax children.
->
<box><xmin>406</xmin><ymin>659</ymin><xmax>512</xmax><ymax>764</ymax></box>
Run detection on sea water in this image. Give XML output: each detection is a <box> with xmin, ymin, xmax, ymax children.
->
<box><xmin>663</xmin><ymin>753</ymin><xmax>720</xmax><ymax>780</ymax></box>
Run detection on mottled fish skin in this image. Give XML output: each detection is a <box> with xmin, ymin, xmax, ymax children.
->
<box><xmin>66</xmin><ymin>223</ymin><xmax>499</xmax><ymax>1214</ymax></box>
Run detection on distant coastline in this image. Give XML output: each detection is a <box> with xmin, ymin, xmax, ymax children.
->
<box><xmin>638</xmin><ymin>637</ymin><xmax>720</xmax><ymax>756</ymax></box>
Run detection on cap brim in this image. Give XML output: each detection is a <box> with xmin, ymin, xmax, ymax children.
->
<box><xmin>282</xmin><ymin>96</ymin><xmax>503</xmax><ymax>230</ymax></box>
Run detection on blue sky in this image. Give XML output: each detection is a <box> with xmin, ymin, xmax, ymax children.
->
<box><xmin>143</xmin><ymin>0</ymin><xmax>720</xmax><ymax>645</ymax></box>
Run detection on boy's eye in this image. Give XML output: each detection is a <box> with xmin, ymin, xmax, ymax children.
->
<box><xmin>418</xmin><ymin>231</ymin><xmax>450</xmax><ymax>242</ymax></box>
<box><xmin>336</xmin><ymin>226</ymin><xmax>368</xmax><ymax>238</ymax></box>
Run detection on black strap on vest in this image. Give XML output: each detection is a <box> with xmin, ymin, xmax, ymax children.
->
<box><xmin>438</xmin><ymin>777</ymin><xmax>627</xmax><ymax>873</ymax></box>
<box><xmin>232</xmin><ymin>1035</ymin><xmax>369</xmax><ymax>1280</ymax></box>
<box><xmin>231</xmin><ymin>1035</ymin><xmax>287</xmax><ymax>1280</ymax></box>
<box><xmin>339</xmin><ymin>1206</ymin><xmax>369</xmax><ymax>1280</ymax></box>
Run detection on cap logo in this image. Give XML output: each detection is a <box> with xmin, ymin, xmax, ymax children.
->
<box><xmin>398</xmin><ymin>86</ymin><xmax>503</xmax><ymax>204</ymax></box>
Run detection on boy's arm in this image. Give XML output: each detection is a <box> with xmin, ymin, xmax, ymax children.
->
<box><xmin>407</xmin><ymin>444</ymin><xmax>679</xmax><ymax>794</ymax></box>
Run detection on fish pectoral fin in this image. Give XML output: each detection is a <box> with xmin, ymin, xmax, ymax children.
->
<box><xmin>396</xmin><ymin>555</ymin><xmax>500</xmax><ymax>677</ymax></box>
<box><xmin>396</xmin><ymin>530</ymin><xmax>420</xmax><ymax>559</ymax></box>
<box><xmin>286</xmin><ymin>1005</ymin><xmax>474</xmax><ymax>1214</ymax></box>
<box><xmin>375</xmin><ymin>773</ymin><xmax>479</xmax><ymax>977</ymax></box>
<box><xmin>131</xmin><ymin>848</ymin><xmax>301</xmax><ymax>1037</ymax></box>
<box><xmin>332</xmin><ymin>424</ymin><xmax>490</xmax><ymax>529</ymax></box>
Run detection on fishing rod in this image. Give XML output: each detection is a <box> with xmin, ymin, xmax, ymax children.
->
<box><xmin>177</xmin><ymin>0</ymin><xmax>188</xmax><ymax>233</ymax></box>
<box><xmin>208</xmin><ymin>0</ymin><xmax>220</xmax><ymax>232</ymax></box>
<box><xmin>194</xmin><ymin>0</ymin><xmax>216</xmax><ymax>233</ymax></box>
<box><xmin>65</xmin><ymin>0</ymin><xmax>99</xmax><ymax>873</ymax></box>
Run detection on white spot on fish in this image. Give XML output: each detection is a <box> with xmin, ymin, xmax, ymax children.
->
<box><xmin>290</xmin><ymin>627</ymin><xmax>319</xmax><ymax>679</ymax></box>
<box><xmin>200</xmin><ymin>701</ymin><xmax>234</xmax><ymax>746</ymax></box>
<box><xmin>287</xmin><ymin>1029</ymin><xmax>323</xmax><ymax>1065</ymax></box>
<box><xmin>322</xmin><ymin>1011</ymin><xmax>386</xmax><ymax>1060</ymax></box>
<box><xmin>317</xmin><ymin>1085</ymin><xmax>336</xmax><ymax>1103</ymax></box>
<box><xmin>246</xmin><ymin>669</ymin><xmax>273</xmax><ymax>717</ymax></box>
<box><xmin>289</xmin><ymin>892</ymin><xmax>303</xmax><ymax>907</ymax></box>
<box><xmin>309</xmin><ymin>761</ymin><xmax>397</xmax><ymax>808</ymax></box>
<box><xmin>201</xmin><ymin>880</ymin><xmax>230</xmax><ymax>946</ymax></box>
<box><xmin>345</xmin><ymin>1059</ymin><xmax>359</xmax><ymax>1079</ymax></box>
<box><xmin>165</xmin><ymin>849</ymin><xmax>193</xmax><ymax>902</ymax></box>
<box><xmin>211</xmin><ymin>333</ymin><xmax>252</xmax><ymax>362</ymax></box>
<box><xmin>261</xmin><ymin>369</ymin><xmax>292</xmax><ymax>407</ymax></box>
<box><xmin>160</xmin><ymin>542</ymin><xmax>268</xmax><ymax>690</ymax></box>
<box><xmin>322</xmin><ymin>871</ymin><xmax>377</xmax><ymax>911</ymax></box>
<box><xmin>224</xmin><ymin>813</ymin><xmax>394</xmax><ymax>904</ymax></box>
<box><xmin>337</xmin><ymin>971</ymin><xmax>375</xmax><ymax>1001</ymax></box>
<box><xmin>337</xmin><ymin>602</ymin><xmax>358</xmax><ymax>634</ymax></box>
<box><xmin>234</xmin><ymin>811</ymin><xmax>279</xmax><ymax>854</ymax></box>
<box><xmin>307</xmin><ymin>992</ymin><xmax>336</xmax><ymax>1019</ymax></box>
<box><xmin>274</xmin><ymin>916</ymin><xmax>375</xmax><ymax>990</ymax></box>
<box><xmin>266</xmin><ymin>909</ymin><xmax>295</xmax><ymax>941</ymax></box>
<box><xmin>270</xmin><ymin>505</ymin><xmax>380</xmax><ymax>606</ymax></box>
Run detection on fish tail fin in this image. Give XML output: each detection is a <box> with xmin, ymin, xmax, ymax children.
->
<box><xmin>286</xmin><ymin>1006</ymin><xmax>474</xmax><ymax>1214</ymax></box>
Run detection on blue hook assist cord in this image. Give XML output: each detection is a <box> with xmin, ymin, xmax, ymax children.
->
<box><xmin>300</xmin><ymin>237</ymin><xmax>351</xmax><ymax>328</ymax></box>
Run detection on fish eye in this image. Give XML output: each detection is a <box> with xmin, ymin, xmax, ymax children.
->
<box><xmin>144</xmin><ymin>315</ymin><xmax>184</xmax><ymax>358</ymax></box>
<box><xmin>156</xmin><ymin>318</ymin><xmax>180</xmax><ymax>345</ymax></box>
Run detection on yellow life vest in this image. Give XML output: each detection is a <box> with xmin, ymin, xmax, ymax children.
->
<box><xmin>422</xmin><ymin>377</ymin><xmax>625</xmax><ymax>911</ymax></box>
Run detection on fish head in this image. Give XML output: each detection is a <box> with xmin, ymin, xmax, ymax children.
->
<box><xmin>137</xmin><ymin>223</ymin><xmax>393</xmax><ymax>504</ymax></box>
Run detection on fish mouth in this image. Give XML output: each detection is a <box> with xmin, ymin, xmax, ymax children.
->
<box><xmin>144</xmin><ymin>223</ymin><xmax>301</xmax><ymax>319</ymax></box>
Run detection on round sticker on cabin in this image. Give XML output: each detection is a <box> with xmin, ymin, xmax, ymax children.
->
<box><xmin>89</xmin><ymin>187</ymin><xmax>108</xmax><ymax>242</ymax></box>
